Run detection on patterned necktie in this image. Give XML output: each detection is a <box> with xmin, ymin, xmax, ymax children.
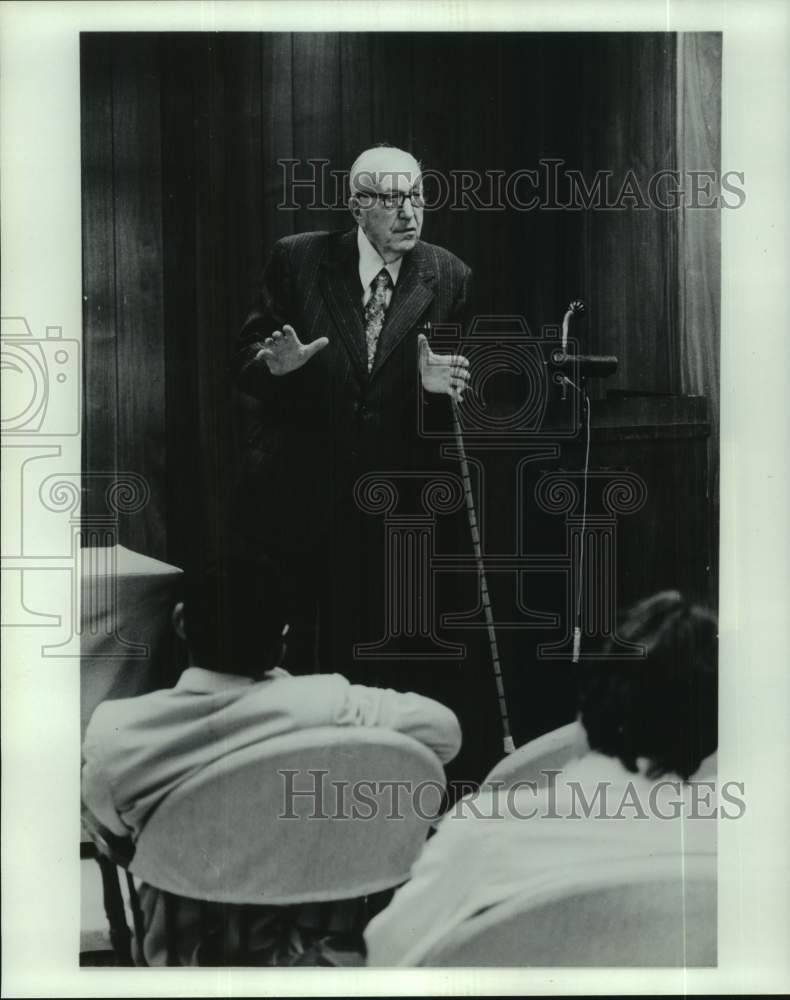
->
<box><xmin>364</xmin><ymin>268</ymin><xmax>392</xmax><ymax>371</ymax></box>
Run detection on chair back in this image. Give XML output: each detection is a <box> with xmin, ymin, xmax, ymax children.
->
<box><xmin>421</xmin><ymin>857</ymin><xmax>716</xmax><ymax>967</ymax></box>
<box><xmin>130</xmin><ymin>726</ymin><xmax>445</xmax><ymax>905</ymax></box>
<box><xmin>484</xmin><ymin>720</ymin><xmax>588</xmax><ymax>790</ymax></box>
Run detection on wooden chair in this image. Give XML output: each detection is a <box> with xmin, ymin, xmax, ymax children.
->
<box><xmin>81</xmin><ymin>808</ymin><xmax>145</xmax><ymax>965</ymax></box>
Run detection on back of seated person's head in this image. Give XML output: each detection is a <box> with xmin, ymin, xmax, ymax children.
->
<box><xmin>174</xmin><ymin>556</ymin><xmax>287</xmax><ymax>679</ymax></box>
<box><xmin>577</xmin><ymin>591</ymin><xmax>718</xmax><ymax>781</ymax></box>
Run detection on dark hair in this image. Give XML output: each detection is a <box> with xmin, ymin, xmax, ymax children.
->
<box><xmin>578</xmin><ymin>591</ymin><xmax>718</xmax><ymax>781</ymax></box>
<box><xmin>181</xmin><ymin>556</ymin><xmax>287</xmax><ymax>678</ymax></box>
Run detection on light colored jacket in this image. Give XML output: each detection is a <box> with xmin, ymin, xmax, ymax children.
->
<box><xmin>82</xmin><ymin>666</ymin><xmax>461</xmax><ymax>839</ymax></box>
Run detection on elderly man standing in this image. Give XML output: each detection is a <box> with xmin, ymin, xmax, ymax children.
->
<box><xmin>232</xmin><ymin>144</ymin><xmax>501</xmax><ymax>784</ymax></box>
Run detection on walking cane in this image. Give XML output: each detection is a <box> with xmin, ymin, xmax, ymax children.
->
<box><xmin>450</xmin><ymin>398</ymin><xmax>516</xmax><ymax>756</ymax></box>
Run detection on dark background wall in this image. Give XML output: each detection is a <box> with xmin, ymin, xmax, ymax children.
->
<box><xmin>80</xmin><ymin>32</ymin><xmax>721</xmax><ymax>599</ymax></box>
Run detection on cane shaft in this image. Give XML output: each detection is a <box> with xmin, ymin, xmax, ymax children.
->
<box><xmin>451</xmin><ymin>402</ymin><xmax>513</xmax><ymax>750</ymax></box>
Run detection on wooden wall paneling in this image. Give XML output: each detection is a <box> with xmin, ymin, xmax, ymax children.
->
<box><xmin>497</xmin><ymin>34</ymin><xmax>551</xmax><ymax>328</ymax></box>
<box><xmin>526</xmin><ymin>34</ymin><xmax>567</xmax><ymax>331</ymax></box>
<box><xmin>80</xmin><ymin>35</ymin><xmax>118</xmax><ymax>527</ymax></box>
<box><xmin>482</xmin><ymin>34</ymin><xmax>525</xmax><ymax>323</ymax></box>
<box><xmin>475</xmin><ymin>33</ymin><xmax>515</xmax><ymax>320</ymax></box>
<box><xmin>461</xmin><ymin>34</ymin><xmax>509</xmax><ymax>319</ymax></box>
<box><xmin>525</xmin><ymin>34</ymin><xmax>573</xmax><ymax>333</ymax></box>
<box><xmin>160</xmin><ymin>33</ymin><xmax>201</xmax><ymax>571</ymax></box>
<box><xmin>580</xmin><ymin>33</ymin><xmax>625</xmax><ymax>378</ymax></box>
<box><xmin>192</xmin><ymin>35</ymin><xmax>232</xmax><ymax>576</ymax></box>
<box><xmin>676</xmin><ymin>33</ymin><xmax>721</xmax><ymax>603</ymax></box>
<box><xmin>338</xmin><ymin>34</ymin><xmax>373</xmax><ymax>178</ymax></box>
<box><xmin>580</xmin><ymin>33</ymin><xmax>678</xmax><ymax>395</ymax></box>
<box><xmin>577</xmin><ymin>34</ymin><xmax>596</xmax><ymax>391</ymax></box>
<box><xmin>223</xmin><ymin>34</ymin><xmax>265</xmax><ymax>333</ymax></box>
<box><xmin>291</xmin><ymin>33</ymin><xmax>342</xmax><ymax>235</ymax></box>
<box><xmin>652</xmin><ymin>33</ymin><xmax>680</xmax><ymax>396</ymax></box>
<box><xmin>407</xmin><ymin>32</ymin><xmax>528</xmax><ymax>318</ymax></box>
<box><xmin>111</xmin><ymin>34</ymin><xmax>167</xmax><ymax>559</ymax></box>
<box><xmin>368</xmin><ymin>33</ymin><xmax>414</xmax><ymax>155</ymax></box>
<box><xmin>409</xmin><ymin>34</ymin><xmax>460</xmax><ymax>280</ymax></box>
<box><xmin>676</xmin><ymin>33</ymin><xmax>721</xmax><ymax>417</ymax></box>
<box><xmin>261</xmin><ymin>34</ymin><xmax>296</xmax><ymax>245</ymax></box>
<box><xmin>544</xmin><ymin>34</ymin><xmax>588</xmax><ymax>334</ymax></box>
<box><xmin>221</xmin><ymin>34</ymin><xmax>266</xmax><ymax>494</ymax></box>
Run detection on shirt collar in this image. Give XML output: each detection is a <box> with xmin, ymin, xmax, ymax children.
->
<box><xmin>357</xmin><ymin>226</ymin><xmax>403</xmax><ymax>292</ymax></box>
<box><xmin>175</xmin><ymin>666</ymin><xmax>254</xmax><ymax>694</ymax></box>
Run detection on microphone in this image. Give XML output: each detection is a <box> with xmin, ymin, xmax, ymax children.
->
<box><xmin>553</xmin><ymin>300</ymin><xmax>618</xmax><ymax>379</ymax></box>
<box><xmin>561</xmin><ymin>299</ymin><xmax>586</xmax><ymax>353</ymax></box>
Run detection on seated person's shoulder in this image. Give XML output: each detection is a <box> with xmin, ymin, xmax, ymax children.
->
<box><xmin>84</xmin><ymin>693</ymin><xmax>139</xmax><ymax>740</ymax></box>
<box><xmin>262</xmin><ymin>669</ymin><xmax>349</xmax><ymax>692</ymax></box>
<box><xmin>83</xmin><ymin>685</ymin><xmax>180</xmax><ymax>753</ymax></box>
<box><xmin>250</xmin><ymin>670</ymin><xmax>353</xmax><ymax>716</ymax></box>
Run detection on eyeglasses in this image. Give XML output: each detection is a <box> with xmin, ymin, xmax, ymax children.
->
<box><xmin>355</xmin><ymin>188</ymin><xmax>426</xmax><ymax>211</ymax></box>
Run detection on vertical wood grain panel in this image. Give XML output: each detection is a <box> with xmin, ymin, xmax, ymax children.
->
<box><xmin>261</xmin><ymin>33</ymin><xmax>295</xmax><ymax>245</ymax></box>
<box><xmin>160</xmin><ymin>33</ymin><xmax>199</xmax><ymax>570</ymax></box>
<box><xmin>369</xmin><ymin>33</ymin><xmax>414</xmax><ymax>154</ymax></box>
<box><xmin>80</xmin><ymin>35</ymin><xmax>118</xmax><ymax>522</ymax></box>
<box><xmin>542</xmin><ymin>34</ymin><xmax>588</xmax><ymax>333</ymax></box>
<box><xmin>677</xmin><ymin>33</ymin><xmax>721</xmax><ymax>424</ymax></box>
<box><xmin>111</xmin><ymin>34</ymin><xmax>166</xmax><ymax>558</ymax></box>
<box><xmin>222</xmin><ymin>35</ymin><xmax>267</xmax><ymax>497</ymax></box>
<box><xmin>192</xmin><ymin>35</ymin><xmax>233</xmax><ymax>577</ymax></box>
<box><xmin>410</xmin><ymin>33</ymin><xmax>463</xmax><ymax>282</ymax></box>
<box><xmin>677</xmin><ymin>32</ymin><xmax>722</xmax><ymax>602</ymax></box>
<box><xmin>291</xmin><ymin>33</ymin><xmax>342</xmax><ymax>234</ymax></box>
<box><xmin>513</xmin><ymin>34</ymin><xmax>563</xmax><ymax>333</ymax></box>
<box><xmin>581</xmin><ymin>33</ymin><xmax>678</xmax><ymax>396</ymax></box>
<box><xmin>223</xmin><ymin>34</ymin><xmax>265</xmax><ymax>332</ymax></box>
<box><xmin>459</xmin><ymin>33</ymin><xmax>563</xmax><ymax>330</ymax></box>
<box><xmin>455</xmin><ymin>32</ymin><xmax>509</xmax><ymax>320</ymax></box>
<box><xmin>339</xmin><ymin>33</ymin><xmax>373</xmax><ymax>174</ymax></box>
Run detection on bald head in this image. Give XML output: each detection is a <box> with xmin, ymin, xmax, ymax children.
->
<box><xmin>349</xmin><ymin>146</ymin><xmax>422</xmax><ymax>196</ymax></box>
<box><xmin>348</xmin><ymin>145</ymin><xmax>424</xmax><ymax>262</ymax></box>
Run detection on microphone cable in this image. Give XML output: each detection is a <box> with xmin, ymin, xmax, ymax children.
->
<box><xmin>559</xmin><ymin>375</ymin><xmax>591</xmax><ymax>663</ymax></box>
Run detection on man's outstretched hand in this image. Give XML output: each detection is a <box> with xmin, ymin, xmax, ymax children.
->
<box><xmin>255</xmin><ymin>325</ymin><xmax>329</xmax><ymax>376</ymax></box>
<box><xmin>418</xmin><ymin>333</ymin><xmax>471</xmax><ymax>403</ymax></box>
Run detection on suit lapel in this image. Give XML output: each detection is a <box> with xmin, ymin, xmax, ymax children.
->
<box><xmin>319</xmin><ymin>229</ymin><xmax>368</xmax><ymax>380</ymax></box>
<box><xmin>370</xmin><ymin>243</ymin><xmax>435</xmax><ymax>380</ymax></box>
<box><xmin>319</xmin><ymin>231</ymin><xmax>436</xmax><ymax>383</ymax></box>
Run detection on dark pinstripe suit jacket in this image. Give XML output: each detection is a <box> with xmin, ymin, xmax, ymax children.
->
<box><xmin>232</xmin><ymin>227</ymin><xmax>472</xmax><ymax>550</ymax></box>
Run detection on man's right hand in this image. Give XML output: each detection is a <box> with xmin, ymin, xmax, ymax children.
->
<box><xmin>255</xmin><ymin>325</ymin><xmax>329</xmax><ymax>376</ymax></box>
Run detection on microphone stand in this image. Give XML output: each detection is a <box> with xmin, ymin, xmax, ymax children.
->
<box><xmin>451</xmin><ymin>299</ymin><xmax>618</xmax><ymax>755</ymax></box>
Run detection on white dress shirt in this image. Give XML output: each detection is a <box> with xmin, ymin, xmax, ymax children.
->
<box><xmin>357</xmin><ymin>226</ymin><xmax>403</xmax><ymax>307</ymax></box>
<box><xmin>364</xmin><ymin>752</ymin><xmax>717</xmax><ymax>966</ymax></box>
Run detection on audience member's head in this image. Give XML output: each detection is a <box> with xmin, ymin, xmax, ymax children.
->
<box><xmin>577</xmin><ymin>591</ymin><xmax>718</xmax><ymax>781</ymax></box>
<box><xmin>172</xmin><ymin>556</ymin><xmax>288</xmax><ymax>679</ymax></box>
